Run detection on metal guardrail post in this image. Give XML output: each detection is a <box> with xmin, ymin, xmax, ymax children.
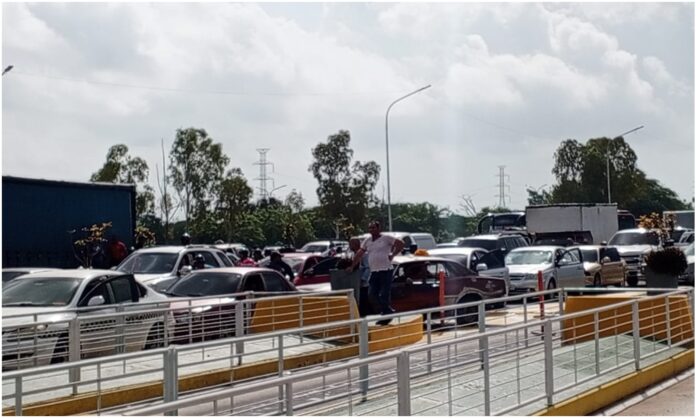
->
<box><xmin>116</xmin><ymin>305</ymin><xmax>126</xmax><ymax>354</ymax></box>
<box><xmin>558</xmin><ymin>290</ymin><xmax>564</xmax><ymax>316</ymax></box>
<box><xmin>15</xmin><ymin>376</ymin><xmax>22</xmax><ymax>416</ymax></box>
<box><xmin>665</xmin><ymin>295</ymin><xmax>672</xmax><ymax>347</ymax></box>
<box><xmin>163</xmin><ymin>347</ymin><xmax>179</xmax><ymax>416</ymax></box>
<box><xmin>543</xmin><ymin>319</ymin><xmax>554</xmax><ymax>406</ymax></box>
<box><xmin>594</xmin><ymin>312</ymin><xmax>600</xmax><ymax>376</ymax></box>
<box><xmin>68</xmin><ymin>318</ymin><xmax>81</xmax><ymax>395</ymax></box>
<box><xmin>426</xmin><ymin>311</ymin><xmax>432</xmax><ymax>374</ymax></box>
<box><xmin>482</xmin><ymin>334</ymin><xmax>491</xmax><ymax>416</ymax></box>
<box><xmin>359</xmin><ymin>319</ymin><xmax>369</xmax><ymax>399</ymax></box>
<box><xmin>632</xmin><ymin>301</ymin><xmax>641</xmax><ymax>370</ymax></box>
<box><xmin>478</xmin><ymin>301</ymin><xmax>486</xmax><ymax>368</ymax></box>
<box><xmin>396</xmin><ymin>351</ymin><xmax>411</xmax><ymax>416</ymax></box>
<box><xmin>284</xmin><ymin>374</ymin><xmax>294</xmax><ymax>416</ymax></box>
<box><xmin>235</xmin><ymin>302</ymin><xmax>245</xmax><ymax>364</ymax></box>
<box><xmin>523</xmin><ymin>296</ymin><xmax>529</xmax><ymax>349</ymax></box>
<box><xmin>278</xmin><ymin>335</ymin><xmax>284</xmax><ymax>414</ymax></box>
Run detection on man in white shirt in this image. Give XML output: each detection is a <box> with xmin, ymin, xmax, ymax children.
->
<box><xmin>349</xmin><ymin>221</ymin><xmax>404</xmax><ymax>322</ymax></box>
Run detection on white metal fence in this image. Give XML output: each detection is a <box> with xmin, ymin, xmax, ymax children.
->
<box><xmin>118</xmin><ymin>287</ymin><xmax>693</xmax><ymax>416</ymax></box>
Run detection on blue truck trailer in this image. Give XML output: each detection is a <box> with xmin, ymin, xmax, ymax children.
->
<box><xmin>2</xmin><ymin>176</ymin><xmax>136</xmax><ymax>268</ymax></box>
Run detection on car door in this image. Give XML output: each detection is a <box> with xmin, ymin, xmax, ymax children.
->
<box><xmin>390</xmin><ymin>261</ymin><xmax>438</xmax><ymax>312</ymax></box>
<box><xmin>302</xmin><ymin>257</ymin><xmax>337</xmax><ymax>285</ymax></box>
<box><xmin>556</xmin><ymin>249</ymin><xmax>585</xmax><ymax>288</ymax></box>
<box><xmin>601</xmin><ymin>247</ymin><xmax>625</xmax><ymax>285</ymax></box>
<box><xmin>76</xmin><ymin>276</ymin><xmax>121</xmax><ymax>358</ymax></box>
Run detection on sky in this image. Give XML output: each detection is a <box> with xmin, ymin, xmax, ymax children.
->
<box><xmin>2</xmin><ymin>2</ymin><xmax>694</xmax><ymax>216</ymax></box>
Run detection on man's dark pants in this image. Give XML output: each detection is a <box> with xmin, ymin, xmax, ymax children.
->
<box><xmin>368</xmin><ymin>269</ymin><xmax>394</xmax><ymax>315</ymax></box>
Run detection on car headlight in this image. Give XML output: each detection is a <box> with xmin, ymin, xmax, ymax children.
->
<box><xmin>525</xmin><ymin>273</ymin><xmax>537</xmax><ymax>282</ymax></box>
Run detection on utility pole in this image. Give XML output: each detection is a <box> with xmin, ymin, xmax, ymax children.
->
<box><xmin>253</xmin><ymin>148</ymin><xmax>274</xmax><ymax>201</ymax></box>
<box><xmin>495</xmin><ymin>166</ymin><xmax>511</xmax><ymax>208</ymax></box>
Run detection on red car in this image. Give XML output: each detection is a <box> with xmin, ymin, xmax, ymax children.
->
<box><xmin>162</xmin><ymin>267</ymin><xmax>297</xmax><ymax>343</ymax></box>
<box><xmin>258</xmin><ymin>253</ymin><xmax>342</xmax><ymax>286</ymax></box>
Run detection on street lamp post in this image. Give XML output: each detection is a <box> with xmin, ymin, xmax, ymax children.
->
<box><xmin>269</xmin><ymin>184</ymin><xmax>287</xmax><ymax>198</ymax></box>
<box><xmin>385</xmin><ymin>84</ymin><xmax>431</xmax><ymax>231</ymax></box>
<box><xmin>607</xmin><ymin>125</ymin><xmax>644</xmax><ymax>203</ymax></box>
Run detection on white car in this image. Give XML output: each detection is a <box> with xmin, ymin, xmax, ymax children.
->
<box><xmin>608</xmin><ymin>228</ymin><xmax>663</xmax><ymax>286</ymax></box>
<box><xmin>299</xmin><ymin>240</ymin><xmax>349</xmax><ymax>254</ymax></box>
<box><xmin>2</xmin><ymin>267</ymin><xmax>59</xmax><ymax>287</ymax></box>
<box><xmin>505</xmin><ymin>246</ymin><xmax>586</xmax><ymax>293</ymax></box>
<box><xmin>117</xmin><ymin>245</ymin><xmax>235</xmax><ymax>291</ymax></box>
<box><xmin>426</xmin><ymin>247</ymin><xmax>510</xmax><ymax>294</ymax></box>
<box><xmin>2</xmin><ymin>269</ymin><xmax>170</xmax><ymax>370</ymax></box>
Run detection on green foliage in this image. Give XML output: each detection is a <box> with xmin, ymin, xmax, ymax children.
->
<box><xmin>72</xmin><ymin>222</ymin><xmax>111</xmax><ymax>268</ymax></box>
<box><xmin>309</xmin><ymin>130</ymin><xmax>380</xmax><ymax>237</ymax></box>
<box><xmin>169</xmin><ymin>127</ymin><xmax>230</xmax><ymax>231</ymax></box>
<box><xmin>645</xmin><ymin>247</ymin><xmax>687</xmax><ymax>276</ymax></box>
<box><xmin>217</xmin><ymin>168</ymin><xmax>254</xmax><ymax>242</ymax></box>
<box><xmin>548</xmin><ymin>136</ymin><xmax>688</xmax><ymax>216</ymax></box>
<box><xmin>90</xmin><ymin>144</ymin><xmax>155</xmax><ymax>221</ymax></box>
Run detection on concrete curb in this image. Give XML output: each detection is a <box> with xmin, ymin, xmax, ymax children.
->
<box><xmin>533</xmin><ymin>349</ymin><xmax>694</xmax><ymax>416</ymax></box>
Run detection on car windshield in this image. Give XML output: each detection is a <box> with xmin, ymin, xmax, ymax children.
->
<box><xmin>301</xmin><ymin>244</ymin><xmax>326</xmax><ymax>253</ymax></box>
<box><xmin>259</xmin><ymin>256</ymin><xmax>306</xmax><ymax>273</ymax></box>
<box><xmin>118</xmin><ymin>253</ymin><xmax>179</xmax><ymax>274</ymax></box>
<box><xmin>457</xmin><ymin>239</ymin><xmax>496</xmax><ymax>251</ymax></box>
<box><xmin>167</xmin><ymin>272</ymin><xmax>242</xmax><ymax>297</ymax></box>
<box><xmin>2</xmin><ymin>277</ymin><xmax>81</xmax><ymax>306</ymax></box>
<box><xmin>580</xmin><ymin>249</ymin><xmax>598</xmax><ymax>262</ymax></box>
<box><xmin>435</xmin><ymin>254</ymin><xmax>468</xmax><ymax>267</ymax></box>
<box><xmin>2</xmin><ymin>271</ymin><xmax>27</xmax><ymax>283</ymax></box>
<box><xmin>609</xmin><ymin>232</ymin><xmax>660</xmax><ymax>246</ymax></box>
<box><xmin>505</xmin><ymin>250</ymin><xmax>553</xmax><ymax>265</ymax></box>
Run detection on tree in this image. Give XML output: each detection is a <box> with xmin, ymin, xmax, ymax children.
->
<box><xmin>547</xmin><ymin>136</ymin><xmax>687</xmax><ymax>216</ymax></box>
<box><xmin>309</xmin><ymin>130</ymin><xmax>380</xmax><ymax>237</ymax></box>
<box><xmin>217</xmin><ymin>168</ymin><xmax>253</xmax><ymax>242</ymax></box>
<box><xmin>91</xmin><ymin>144</ymin><xmax>155</xmax><ymax>220</ymax></box>
<box><xmin>169</xmin><ymin>128</ymin><xmax>229</xmax><ymax>233</ymax></box>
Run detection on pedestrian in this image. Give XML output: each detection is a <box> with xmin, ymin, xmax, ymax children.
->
<box><xmin>268</xmin><ymin>251</ymin><xmax>294</xmax><ymax>280</ymax></box>
<box><xmin>349</xmin><ymin>221</ymin><xmax>404</xmax><ymax>325</ymax></box>
<box><xmin>252</xmin><ymin>248</ymin><xmax>263</xmax><ymax>262</ymax></box>
<box><xmin>106</xmin><ymin>235</ymin><xmax>128</xmax><ymax>267</ymax></box>
<box><xmin>181</xmin><ymin>233</ymin><xmax>191</xmax><ymax>246</ymax></box>
<box><xmin>347</xmin><ymin>237</ymin><xmax>372</xmax><ymax>317</ymax></box>
<box><xmin>238</xmin><ymin>249</ymin><xmax>257</xmax><ymax>267</ymax></box>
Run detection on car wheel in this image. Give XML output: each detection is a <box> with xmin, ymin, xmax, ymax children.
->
<box><xmin>144</xmin><ymin>323</ymin><xmax>165</xmax><ymax>349</ymax></box>
<box><xmin>456</xmin><ymin>295</ymin><xmax>481</xmax><ymax>326</ymax></box>
<box><xmin>593</xmin><ymin>274</ymin><xmax>602</xmax><ymax>287</ymax></box>
<box><xmin>50</xmin><ymin>334</ymin><xmax>69</xmax><ymax>364</ymax></box>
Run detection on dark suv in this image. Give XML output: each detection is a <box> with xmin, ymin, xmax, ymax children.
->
<box><xmin>454</xmin><ymin>234</ymin><xmax>529</xmax><ymax>257</ymax></box>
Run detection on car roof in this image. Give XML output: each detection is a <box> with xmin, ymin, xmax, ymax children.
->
<box><xmin>427</xmin><ymin>247</ymin><xmax>487</xmax><ymax>255</ymax></box>
<box><xmin>184</xmin><ymin>267</ymin><xmax>282</xmax><ymax>275</ymax></box>
<box><xmin>459</xmin><ymin>235</ymin><xmax>502</xmax><ymax>241</ymax></box>
<box><xmin>11</xmin><ymin>269</ymin><xmax>123</xmax><ymax>281</ymax></box>
<box><xmin>392</xmin><ymin>255</ymin><xmax>454</xmax><ymax>264</ymax></box>
<box><xmin>615</xmin><ymin>228</ymin><xmax>658</xmax><ymax>234</ymax></box>
<box><xmin>134</xmin><ymin>246</ymin><xmax>219</xmax><ymax>254</ymax></box>
<box><xmin>570</xmin><ymin>245</ymin><xmax>604</xmax><ymax>251</ymax></box>
<box><xmin>511</xmin><ymin>246</ymin><xmax>562</xmax><ymax>252</ymax></box>
<box><xmin>2</xmin><ymin>267</ymin><xmax>59</xmax><ymax>273</ymax></box>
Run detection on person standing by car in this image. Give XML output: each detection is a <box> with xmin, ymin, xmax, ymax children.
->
<box><xmin>238</xmin><ymin>249</ymin><xmax>257</xmax><ymax>267</ymax></box>
<box><xmin>107</xmin><ymin>235</ymin><xmax>128</xmax><ymax>267</ymax></box>
<box><xmin>268</xmin><ymin>251</ymin><xmax>294</xmax><ymax>279</ymax></box>
<box><xmin>347</xmin><ymin>237</ymin><xmax>372</xmax><ymax>316</ymax></box>
<box><xmin>349</xmin><ymin>221</ymin><xmax>404</xmax><ymax>323</ymax></box>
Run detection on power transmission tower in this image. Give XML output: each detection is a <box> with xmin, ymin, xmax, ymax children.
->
<box><xmin>253</xmin><ymin>148</ymin><xmax>274</xmax><ymax>201</ymax></box>
<box><xmin>495</xmin><ymin>166</ymin><xmax>511</xmax><ymax>208</ymax></box>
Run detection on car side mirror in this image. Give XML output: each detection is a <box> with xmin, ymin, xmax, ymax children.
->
<box><xmin>304</xmin><ymin>269</ymin><xmax>314</xmax><ymax>277</ymax></box>
<box><xmin>500</xmin><ymin>247</ymin><xmax>507</xmax><ymax>254</ymax></box>
<box><xmin>601</xmin><ymin>256</ymin><xmax>611</xmax><ymax>264</ymax></box>
<box><xmin>87</xmin><ymin>295</ymin><xmax>105</xmax><ymax>307</ymax></box>
<box><xmin>476</xmin><ymin>263</ymin><xmax>488</xmax><ymax>272</ymax></box>
<box><xmin>179</xmin><ymin>265</ymin><xmax>193</xmax><ymax>276</ymax></box>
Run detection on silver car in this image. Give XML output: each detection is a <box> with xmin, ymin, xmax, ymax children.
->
<box><xmin>2</xmin><ymin>270</ymin><xmax>170</xmax><ymax>370</ymax></box>
<box><xmin>427</xmin><ymin>247</ymin><xmax>510</xmax><ymax>295</ymax></box>
<box><xmin>505</xmin><ymin>246</ymin><xmax>585</xmax><ymax>293</ymax></box>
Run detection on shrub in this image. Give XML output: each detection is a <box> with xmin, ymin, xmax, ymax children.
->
<box><xmin>645</xmin><ymin>246</ymin><xmax>687</xmax><ymax>276</ymax></box>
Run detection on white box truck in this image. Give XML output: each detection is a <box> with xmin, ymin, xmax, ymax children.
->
<box><xmin>526</xmin><ymin>204</ymin><xmax>619</xmax><ymax>245</ymax></box>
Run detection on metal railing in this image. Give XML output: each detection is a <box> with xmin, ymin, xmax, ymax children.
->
<box><xmin>2</xmin><ymin>289</ymin><xmax>355</xmax><ymax>371</ymax></box>
<box><xmin>118</xmin><ymin>287</ymin><xmax>693</xmax><ymax>416</ymax></box>
<box><xmin>2</xmin><ymin>288</ymin><xmax>565</xmax><ymax>415</ymax></box>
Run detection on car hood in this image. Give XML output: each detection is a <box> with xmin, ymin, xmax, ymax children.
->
<box><xmin>169</xmin><ymin>296</ymin><xmax>236</xmax><ymax>310</ymax></box>
<box><xmin>688</xmin><ymin>255</ymin><xmax>695</xmax><ymax>265</ymax></box>
<box><xmin>2</xmin><ymin>307</ymin><xmax>75</xmax><ymax>327</ymax></box>
<box><xmin>134</xmin><ymin>273</ymin><xmax>175</xmax><ymax>284</ymax></box>
<box><xmin>507</xmin><ymin>264</ymin><xmax>553</xmax><ymax>275</ymax></box>
<box><xmin>615</xmin><ymin>245</ymin><xmax>657</xmax><ymax>256</ymax></box>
